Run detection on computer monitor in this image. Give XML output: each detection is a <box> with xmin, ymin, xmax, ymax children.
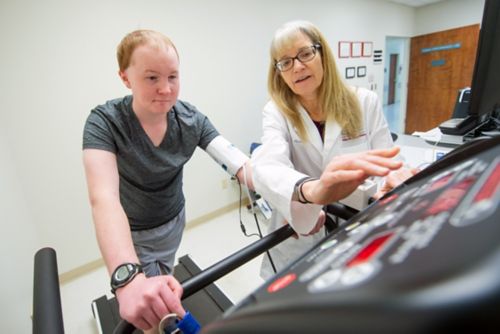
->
<box><xmin>468</xmin><ymin>0</ymin><xmax>500</xmax><ymax>124</ymax></box>
<box><xmin>440</xmin><ymin>0</ymin><xmax>500</xmax><ymax>136</ymax></box>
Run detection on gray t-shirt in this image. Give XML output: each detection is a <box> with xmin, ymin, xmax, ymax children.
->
<box><xmin>83</xmin><ymin>95</ymin><xmax>219</xmax><ymax>230</ymax></box>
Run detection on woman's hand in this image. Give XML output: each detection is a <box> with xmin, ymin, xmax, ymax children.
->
<box><xmin>283</xmin><ymin>210</ymin><xmax>326</xmax><ymax>238</ymax></box>
<box><xmin>302</xmin><ymin>209</ymin><xmax>326</xmax><ymax>236</ymax></box>
<box><xmin>301</xmin><ymin>147</ymin><xmax>403</xmax><ymax>205</ymax></box>
<box><xmin>372</xmin><ymin>166</ymin><xmax>420</xmax><ymax>200</ymax></box>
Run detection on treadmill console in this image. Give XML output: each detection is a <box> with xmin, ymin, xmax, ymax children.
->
<box><xmin>203</xmin><ymin>137</ymin><xmax>500</xmax><ymax>334</ymax></box>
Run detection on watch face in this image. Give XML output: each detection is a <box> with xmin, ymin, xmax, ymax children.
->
<box><xmin>115</xmin><ymin>264</ymin><xmax>132</xmax><ymax>283</ymax></box>
<box><xmin>111</xmin><ymin>263</ymin><xmax>142</xmax><ymax>293</ymax></box>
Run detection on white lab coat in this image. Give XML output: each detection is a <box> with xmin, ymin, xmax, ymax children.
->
<box><xmin>251</xmin><ymin>87</ymin><xmax>393</xmax><ymax>279</ymax></box>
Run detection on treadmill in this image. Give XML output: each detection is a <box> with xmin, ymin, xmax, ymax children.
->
<box><xmin>34</xmin><ymin>136</ymin><xmax>500</xmax><ymax>334</ymax></box>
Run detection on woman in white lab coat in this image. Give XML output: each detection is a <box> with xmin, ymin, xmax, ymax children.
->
<box><xmin>251</xmin><ymin>20</ymin><xmax>412</xmax><ymax>279</ymax></box>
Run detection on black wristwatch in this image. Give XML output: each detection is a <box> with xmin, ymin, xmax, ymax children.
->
<box><xmin>110</xmin><ymin>263</ymin><xmax>143</xmax><ymax>294</ymax></box>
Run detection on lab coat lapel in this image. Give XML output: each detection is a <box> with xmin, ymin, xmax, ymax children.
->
<box><xmin>322</xmin><ymin>121</ymin><xmax>342</xmax><ymax>169</ymax></box>
<box><xmin>298</xmin><ymin>105</ymin><xmax>323</xmax><ymax>154</ymax></box>
<box><xmin>323</xmin><ymin>121</ymin><xmax>342</xmax><ymax>155</ymax></box>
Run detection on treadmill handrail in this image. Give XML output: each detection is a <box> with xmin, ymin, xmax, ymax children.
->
<box><xmin>325</xmin><ymin>202</ymin><xmax>359</xmax><ymax>221</ymax></box>
<box><xmin>113</xmin><ymin>224</ymin><xmax>295</xmax><ymax>334</ymax></box>
<box><xmin>33</xmin><ymin>247</ymin><xmax>65</xmax><ymax>334</ymax></box>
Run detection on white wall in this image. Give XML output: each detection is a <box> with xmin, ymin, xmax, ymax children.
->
<box><xmin>0</xmin><ymin>0</ymin><xmax>482</xmax><ymax>331</ymax></box>
<box><xmin>0</xmin><ymin>133</ymin><xmax>40</xmax><ymax>333</ymax></box>
<box><xmin>415</xmin><ymin>0</ymin><xmax>485</xmax><ymax>35</ymax></box>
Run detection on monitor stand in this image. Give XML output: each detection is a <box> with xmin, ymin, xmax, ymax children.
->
<box><xmin>424</xmin><ymin>133</ymin><xmax>463</xmax><ymax>148</ymax></box>
<box><xmin>463</xmin><ymin>114</ymin><xmax>500</xmax><ymax>142</ymax></box>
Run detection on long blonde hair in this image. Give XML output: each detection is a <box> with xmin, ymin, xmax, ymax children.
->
<box><xmin>268</xmin><ymin>21</ymin><xmax>362</xmax><ymax>141</ymax></box>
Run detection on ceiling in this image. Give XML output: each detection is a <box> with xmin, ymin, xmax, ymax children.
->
<box><xmin>387</xmin><ymin>0</ymin><xmax>446</xmax><ymax>7</ymax></box>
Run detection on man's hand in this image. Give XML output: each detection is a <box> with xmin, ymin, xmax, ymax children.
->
<box><xmin>302</xmin><ymin>147</ymin><xmax>403</xmax><ymax>205</ymax></box>
<box><xmin>116</xmin><ymin>274</ymin><xmax>185</xmax><ymax>331</ymax></box>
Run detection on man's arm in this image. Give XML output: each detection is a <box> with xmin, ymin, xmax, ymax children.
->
<box><xmin>83</xmin><ymin>149</ymin><xmax>137</xmax><ymax>274</ymax></box>
<box><xmin>205</xmin><ymin>135</ymin><xmax>254</xmax><ymax>190</ymax></box>
<box><xmin>83</xmin><ymin>149</ymin><xmax>184</xmax><ymax>331</ymax></box>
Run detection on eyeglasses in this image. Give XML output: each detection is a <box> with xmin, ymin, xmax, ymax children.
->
<box><xmin>275</xmin><ymin>44</ymin><xmax>321</xmax><ymax>72</ymax></box>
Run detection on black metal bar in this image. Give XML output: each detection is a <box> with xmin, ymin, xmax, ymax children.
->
<box><xmin>114</xmin><ymin>224</ymin><xmax>295</xmax><ymax>334</ymax></box>
<box><xmin>33</xmin><ymin>247</ymin><xmax>64</xmax><ymax>334</ymax></box>
<box><xmin>182</xmin><ymin>224</ymin><xmax>294</xmax><ymax>298</ymax></box>
<box><xmin>325</xmin><ymin>202</ymin><xmax>359</xmax><ymax>221</ymax></box>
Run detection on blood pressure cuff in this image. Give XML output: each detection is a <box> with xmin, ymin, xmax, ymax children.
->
<box><xmin>205</xmin><ymin>135</ymin><xmax>248</xmax><ymax>176</ymax></box>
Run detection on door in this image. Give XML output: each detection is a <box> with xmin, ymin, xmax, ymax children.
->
<box><xmin>388</xmin><ymin>54</ymin><xmax>398</xmax><ymax>105</ymax></box>
<box><xmin>405</xmin><ymin>25</ymin><xmax>479</xmax><ymax>134</ymax></box>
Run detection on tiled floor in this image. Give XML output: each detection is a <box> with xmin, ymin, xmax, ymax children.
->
<box><xmin>60</xmin><ymin>207</ymin><xmax>268</xmax><ymax>333</ymax></box>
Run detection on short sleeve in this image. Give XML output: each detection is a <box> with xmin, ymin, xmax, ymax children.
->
<box><xmin>197</xmin><ymin>114</ymin><xmax>219</xmax><ymax>150</ymax></box>
<box><xmin>82</xmin><ymin>111</ymin><xmax>117</xmax><ymax>153</ymax></box>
